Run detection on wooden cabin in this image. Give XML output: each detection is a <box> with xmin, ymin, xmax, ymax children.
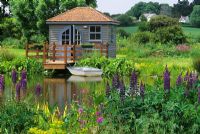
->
<box><xmin>26</xmin><ymin>7</ymin><xmax>119</xmax><ymax>70</ymax></box>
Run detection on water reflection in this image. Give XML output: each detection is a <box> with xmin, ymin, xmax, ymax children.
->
<box><xmin>43</xmin><ymin>76</ymin><xmax>102</xmax><ymax>113</ymax></box>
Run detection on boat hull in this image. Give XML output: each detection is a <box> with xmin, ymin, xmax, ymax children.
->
<box><xmin>67</xmin><ymin>67</ymin><xmax>103</xmax><ymax>77</ymax></box>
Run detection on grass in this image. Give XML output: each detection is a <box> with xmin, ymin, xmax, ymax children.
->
<box><xmin>6</xmin><ymin>48</ymin><xmax>25</xmax><ymax>58</ymax></box>
<box><xmin>118</xmin><ymin>26</ymin><xmax>200</xmax><ymax>38</ymax></box>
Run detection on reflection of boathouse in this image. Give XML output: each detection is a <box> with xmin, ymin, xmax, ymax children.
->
<box><xmin>43</xmin><ymin>76</ymin><xmax>102</xmax><ymax>113</ymax></box>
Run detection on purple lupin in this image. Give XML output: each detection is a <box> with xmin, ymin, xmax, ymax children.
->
<box><xmin>21</xmin><ymin>69</ymin><xmax>27</xmax><ymax>80</ymax></box>
<box><xmin>176</xmin><ymin>73</ymin><xmax>182</xmax><ymax>86</ymax></box>
<box><xmin>198</xmin><ymin>87</ymin><xmax>200</xmax><ymax>104</ymax></box>
<box><xmin>130</xmin><ymin>70</ymin><xmax>138</xmax><ymax>94</ymax></box>
<box><xmin>184</xmin><ymin>71</ymin><xmax>189</xmax><ymax>81</ymax></box>
<box><xmin>35</xmin><ymin>83</ymin><xmax>42</xmax><ymax>96</ymax></box>
<box><xmin>140</xmin><ymin>81</ymin><xmax>145</xmax><ymax>101</ymax></box>
<box><xmin>16</xmin><ymin>82</ymin><xmax>21</xmax><ymax>97</ymax></box>
<box><xmin>11</xmin><ymin>69</ymin><xmax>17</xmax><ymax>84</ymax></box>
<box><xmin>119</xmin><ymin>80</ymin><xmax>125</xmax><ymax>102</ymax></box>
<box><xmin>20</xmin><ymin>79</ymin><xmax>27</xmax><ymax>90</ymax></box>
<box><xmin>106</xmin><ymin>82</ymin><xmax>111</xmax><ymax>97</ymax></box>
<box><xmin>164</xmin><ymin>65</ymin><xmax>170</xmax><ymax>93</ymax></box>
<box><xmin>0</xmin><ymin>75</ymin><xmax>5</xmax><ymax>91</ymax></box>
<box><xmin>112</xmin><ymin>74</ymin><xmax>120</xmax><ymax>89</ymax></box>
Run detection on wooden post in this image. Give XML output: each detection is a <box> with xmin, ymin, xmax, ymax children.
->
<box><xmin>100</xmin><ymin>44</ymin><xmax>102</xmax><ymax>56</ymax></box>
<box><xmin>106</xmin><ymin>43</ymin><xmax>109</xmax><ymax>58</ymax></box>
<box><xmin>73</xmin><ymin>45</ymin><xmax>76</xmax><ymax>62</ymax></box>
<box><xmin>26</xmin><ymin>44</ymin><xmax>28</xmax><ymax>57</ymax></box>
<box><xmin>43</xmin><ymin>42</ymin><xmax>47</xmax><ymax>64</ymax></box>
<box><xmin>53</xmin><ymin>42</ymin><xmax>56</xmax><ymax>62</ymax></box>
<box><xmin>64</xmin><ymin>44</ymin><xmax>67</xmax><ymax>64</ymax></box>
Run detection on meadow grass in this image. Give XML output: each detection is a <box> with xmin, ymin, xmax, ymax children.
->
<box><xmin>118</xmin><ymin>26</ymin><xmax>200</xmax><ymax>38</ymax></box>
<box><xmin>6</xmin><ymin>48</ymin><xmax>25</xmax><ymax>58</ymax></box>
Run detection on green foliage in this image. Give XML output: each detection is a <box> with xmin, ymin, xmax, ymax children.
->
<box><xmin>138</xmin><ymin>22</ymin><xmax>149</xmax><ymax>31</ymax></box>
<box><xmin>0</xmin><ymin>101</ymin><xmax>38</xmax><ymax>134</ymax></box>
<box><xmin>76</xmin><ymin>57</ymin><xmax>135</xmax><ymax>77</ymax></box>
<box><xmin>0</xmin><ymin>48</ymin><xmax>16</xmax><ymax>62</ymax></box>
<box><xmin>132</xmin><ymin>31</ymin><xmax>154</xmax><ymax>44</ymax></box>
<box><xmin>117</xmin><ymin>29</ymin><xmax>130</xmax><ymax>38</ymax></box>
<box><xmin>117</xmin><ymin>14</ymin><xmax>135</xmax><ymax>26</ymax></box>
<box><xmin>30</xmin><ymin>34</ymin><xmax>46</xmax><ymax>45</ymax></box>
<box><xmin>190</xmin><ymin>5</ymin><xmax>200</xmax><ymax>28</ymax></box>
<box><xmin>140</xmin><ymin>14</ymin><xmax>147</xmax><ymax>22</ymax></box>
<box><xmin>126</xmin><ymin>2</ymin><xmax>160</xmax><ymax>19</ymax></box>
<box><xmin>103</xmin><ymin>83</ymin><xmax>200</xmax><ymax>133</ymax></box>
<box><xmin>0</xmin><ymin>17</ymin><xmax>22</xmax><ymax>40</ymax></box>
<box><xmin>137</xmin><ymin>15</ymin><xmax>186</xmax><ymax>44</ymax></box>
<box><xmin>0</xmin><ymin>57</ymin><xmax>43</xmax><ymax>74</ymax></box>
<box><xmin>172</xmin><ymin>0</ymin><xmax>192</xmax><ymax>18</ymax></box>
<box><xmin>1</xmin><ymin>37</ymin><xmax>25</xmax><ymax>48</ymax></box>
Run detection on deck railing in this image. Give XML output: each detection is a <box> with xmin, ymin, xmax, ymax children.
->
<box><xmin>26</xmin><ymin>42</ymin><xmax>108</xmax><ymax>65</ymax></box>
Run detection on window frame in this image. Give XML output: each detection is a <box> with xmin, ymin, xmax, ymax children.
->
<box><xmin>89</xmin><ymin>25</ymin><xmax>102</xmax><ymax>42</ymax></box>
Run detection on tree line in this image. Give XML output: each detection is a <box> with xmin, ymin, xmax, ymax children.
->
<box><xmin>0</xmin><ymin>0</ymin><xmax>97</xmax><ymax>43</ymax></box>
<box><xmin>114</xmin><ymin>0</ymin><xmax>200</xmax><ymax>27</ymax></box>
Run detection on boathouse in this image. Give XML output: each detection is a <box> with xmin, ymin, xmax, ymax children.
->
<box><xmin>46</xmin><ymin>7</ymin><xmax>118</xmax><ymax>58</ymax></box>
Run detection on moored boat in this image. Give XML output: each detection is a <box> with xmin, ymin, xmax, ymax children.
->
<box><xmin>67</xmin><ymin>67</ymin><xmax>103</xmax><ymax>77</ymax></box>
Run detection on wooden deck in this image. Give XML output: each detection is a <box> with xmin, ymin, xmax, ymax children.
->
<box><xmin>26</xmin><ymin>43</ymin><xmax>108</xmax><ymax>70</ymax></box>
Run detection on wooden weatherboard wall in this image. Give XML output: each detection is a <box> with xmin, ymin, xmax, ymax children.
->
<box><xmin>49</xmin><ymin>24</ymin><xmax>116</xmax><ymax>58</ymax></box>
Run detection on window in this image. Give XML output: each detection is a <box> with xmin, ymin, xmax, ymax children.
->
<box><xmin>62</xmin><ymin>29</ymin><xmax>70</xmax><ymax>45</ymax></box>
<box><xmin>89</xmin><ymin>26</ymin><xmax>101</xmax><ymax>41</ymax></box>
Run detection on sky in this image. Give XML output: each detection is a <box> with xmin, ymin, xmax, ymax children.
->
<box><xmin>97</xmin><ymin>0</ymin><xmax>193</xmax><ymax>14</ymax></box>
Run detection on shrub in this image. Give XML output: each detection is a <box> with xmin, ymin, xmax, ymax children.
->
<box><xmin>138</xmin><ymin>22</ymin><xmax>149</xmax><ymax>32</ymax></box>
<box><xmin>117</xmin><ymin>29</ymin><xmax>130</xmax><ymax>38</ymax></box>
<box><xmin>1</xmin><ymin>38</ymin><xmax>25</xmax><ymax>49</ymax></box>
<box><xmin>30</xmin><ymin>34</ymin><xmax>46</xmax><ymax>45</ymax></box>
<box><xmin>117</xmin><ymin>14</ymin><xmax>135</xmax><ymax>26</ymax></box>
<box><xmin>0</xmin><ymin>48</ymin><xmax>16</xmax><ymax>62</ymax></box>
<box><xmin>0</xmin><ymin>101</ymin><xmax>38</xmax><ymax>133</ymax></box>
<box><xmin>190</xmin><ymin>5</ymin><xmax>200</xmax><ymax>28</ymax></box>
<box><xmin>132</xmin><ymin>31</ymin><xmax>155</xmax><ymax>44</ymax></box>
<box><xmin>149</xmin><ymin>15</ymin><xmax>179</xmax><ymax>32</ymax></box>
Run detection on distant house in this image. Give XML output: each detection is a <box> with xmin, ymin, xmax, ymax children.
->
<box><xmin>179</xmin><ymin>16</ymin><xmax>190</xmax><ymax>23</ymax></box>
<box><xmin>46</xmin><ymin>7</ymin><xmax>119</xmax><ymax>58</ymax></box>
<box><xmin>139</xmin><ymin>13</ymin><xmax>157</xmax><ymax>22</ymax></box>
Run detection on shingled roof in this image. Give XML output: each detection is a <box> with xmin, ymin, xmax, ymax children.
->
<box><xmin>46</xmin><ymin>7</ymin><xmax>119</xmax><ymax>25</ymax></box>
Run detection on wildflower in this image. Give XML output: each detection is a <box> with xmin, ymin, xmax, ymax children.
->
<box><xmin>78</xmin><ymin>108</ymin><xmax>83</xmax><ymax>114</ymax></box>
<box><xmin>21</xmin><ymin>69</ymin><xmax>27</xmax><ymax>80</ymax></box>
<box><xmin>198</xmin><ymin>88</ymin><xmax>200</xmax><ymax>104</ymax></box>
<box><xmin>112</xmin><ymin>74</ymin><xmax>120</xmax><ymax>89</ymax></box>
<box><xmin>0</xmin><ymin>75</ymin><xmax>5</xmax><ymax>91</ymax></box>
<box><xmin>176</xmin><ymin>73</ymin><xmax>182</xmax><ymax>86</ymax></box>
<box><xmin>97</xmin><ymin>117</ymin><xmax>104</xmax><ymax>124</ymax></box>
<box><xmin>140</xmin><ymin>81</ymin><xmax>145</xmax><ymax>101</ymax></box>
<box><xmin>35</xmin><ymin>83</ymin><xmax>42</xmax><ymax>96</ymax></box>
<box><xmin>130</xmin><ymin>70</ymin><xmax>138</xmax><ymax>92</ymax></box>
<box><xmin>16</xmin><ymin>82</ymin><xmax>21</xmax><ymax>97</ymax></box>
<box><xmin>96</xmin><ymin>111</ymin><xmax>101</xmax><ymax>116</ymax></box>
<box><xmin>11</xmin><ymin>69</ymin><xmax>17</xmax><ymax>84</ymax></box>
<box><xmin>21</xmin><ymin>79</ymin><xmax>27</xmax><ymax>90</ymax></box>
<box><xmin>184</xmin><ymin>71</ymin><xmax>189</xmax><ymax>81</ymax></box>
<box><xmin>164</xmin><ymin>65</ymin><xmax>170</xmax><ymax>93</ymax></box>
<box><xmin>106</xmin><ymin>82</ymin><xmax>111</xmax><ymax>97</ymax></box>
<box><xmin>184</xmin><ymin>81</ymin><xmax>190</xmax><ymax>97</ymax></box>
<box><xmin>119</xmin><ymin>80</ymin><xmax>125</xmax><ymax>101</ymax></box>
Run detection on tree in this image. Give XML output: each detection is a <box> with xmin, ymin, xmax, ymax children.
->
<box><xmin>10</xmin><ymin>0</ymin><xmax>38</xmax><ymax>41</ymax></box>
<box><xmin>127</xmin><ymin>2</ymin><xmax>160</xmax><ymax>19</ymax></box>
<box><xmin>160</xmin><ymin>4</ymin><xmax>172</xmax><ymax>17</ymax></box>
<box><xmin>172</xmin><ymin>0</ymin><xmax>192</xmax><ymax>18</ymax></box>
<box><xmin>192</xmin><ymin>0</ymin><xmax>200</xmax><ymax>5</ymax></box>
<box><xmin>9</xmin><ymin>0</ymin><xmax>97</xmax><ymax>42</ymax></box>
<box><xmin>190</xmin><ymin>5</ymin><xmax>200</xmax><ymax>27</ymax></box>
<box><xmin>117</xmin><ymin>14</ymin><xmax>134</xmax><ymax>26</ymax></box>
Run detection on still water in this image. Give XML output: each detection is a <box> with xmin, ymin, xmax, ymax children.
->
<box><xmin>0</xmin><ymin>74</ymin><xmax>106</xmax><ymax>113</ymax></box>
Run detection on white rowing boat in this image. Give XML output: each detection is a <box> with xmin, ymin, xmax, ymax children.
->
<box><xmin>67</xmin><ymin>67</ymin><xmax>103</xmax><ymax>77</ymax></box>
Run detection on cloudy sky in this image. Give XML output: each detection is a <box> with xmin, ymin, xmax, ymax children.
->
<box><xmin>97</xmin><ymin>0</ymin><xmax>193</xmax><ymax>14</ymax></box>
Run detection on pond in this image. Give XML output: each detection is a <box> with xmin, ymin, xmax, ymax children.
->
<box><xmin>0</xmin><ymin>74</ymin><xmax>106</xmax><ymax>114</ymax></box>
<box><xmin>0</xmin><ymin>72</ymin><xmax>178</xmax><ymax>114</ymax></box>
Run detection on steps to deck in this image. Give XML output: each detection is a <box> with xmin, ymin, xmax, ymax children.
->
<box><xmin>44</xmin><ymin>60</ymin><xmax>75</xmax><ymax>70</ymax></box>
